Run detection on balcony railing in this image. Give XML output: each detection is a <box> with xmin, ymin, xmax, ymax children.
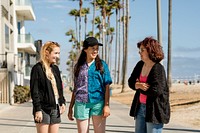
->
<box><xmin>25</xmin><ymin>65</ymin><xmax>33</xmax><ymax>77</ymax></box>
<box><xmin>0</xmin><ymin>54</ymin><xmax>7</xmax><ymax>69</ymax></box>
<box><xmin>18</xmin><ymin>34</ymin><xmax>34</xmax><ymax>44</ymax></box>
<box><xmin>15</xmin><ymin>0</ymin><xmax>33</xmax><ymax>7</ymax></box>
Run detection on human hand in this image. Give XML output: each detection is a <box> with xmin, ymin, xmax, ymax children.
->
<box><xmin>102</xmin><ymin>105</ymin><xmax>110</xmax><ymax>118</ymax></box>
<box><xmin>139</xmin><ymin>82</ymin><xmax>149</xmax><ymax>91</ymax></box>
<box><xmin>60</xmin><ymin>104</ymin><xmax>66</xmax><ymax>114</ymax></box>
<box><xmin>68</xmin><ymin>108</ymin><xmax>74</xmax><ymax>121</ymax></box>
<box><xmin>135</xmin><ymin>79</ymin><xmax>149</xmax><ymax>91</ymax></box>
<box><xmin>35</xmin><ymin>111</ymin><xmax>43</xmax><ymax>123</ymax></box>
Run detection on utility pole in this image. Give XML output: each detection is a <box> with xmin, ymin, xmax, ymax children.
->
<box><xmin>167</xmin><ymin>0</ymin><xmax>172</xmax><ymax>88</ymax></box>
<box><xmin>157</xmin><ymin>0</ymin><xmax>162</xmax><ymax>44</ymax></box>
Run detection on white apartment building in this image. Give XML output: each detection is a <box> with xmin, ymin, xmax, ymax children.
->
<box><xmin>0</xmin><ymin>0</ymin><xmax>36</xmax><ymax>104</ymax></box>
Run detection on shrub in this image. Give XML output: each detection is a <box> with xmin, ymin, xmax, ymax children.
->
<box><xmin>13</xmin><ymin>85</ymin><xmax>31</xmax><ymax>103</ymax></box>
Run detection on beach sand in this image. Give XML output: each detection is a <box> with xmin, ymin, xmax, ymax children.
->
<box><xmin>110</xmin><ymin>83</ymin><xmax>200</xmax><ymax>129</ymax></box>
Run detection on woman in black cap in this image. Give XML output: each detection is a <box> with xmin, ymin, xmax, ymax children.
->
<box><xmin>68</xmin><ymin>37</ymin><xmax>112</xmax><ymax>133</ymax></box>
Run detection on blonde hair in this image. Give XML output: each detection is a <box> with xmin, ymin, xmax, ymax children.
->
<box><xmin>40</xmin><ymin>41</ymin><xmax>60</xmax><ymax>80</ymax></box>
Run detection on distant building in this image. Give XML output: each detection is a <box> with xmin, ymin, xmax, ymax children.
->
<box><xmin>34</xmin><ymin>40</ymin><xmax>42</xmax><ymax>62</ymax></box>
<box><xmin>0</xmin><ymin>0</ymin><xmax>36</xmax><ymax>104</ymax></box>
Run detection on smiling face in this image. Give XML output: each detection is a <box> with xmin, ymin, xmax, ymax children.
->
<box><xmin>47</xmin><ymin>46</ymin><xmax>60</xmax><ymax>64</ymax></box>
<box><xmin>84</xmin><ymin>45</ymin><xmax>99</xmax><ymax>62</ymax></box>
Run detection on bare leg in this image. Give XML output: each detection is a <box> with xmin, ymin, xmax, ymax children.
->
<box><xmin>49</xmin><ymin>124</ymin><xmax>59</xmax><ymax>133</ymax></box>
<box><xmin>36</xmin><ymin>123</ymin><xmax>49</xmax><ymax>133</ymax></box>
<box><xmin>92</xmin><ymin>116</ymin><xmax>106</xmax><ymax>133</ymax></box>
<box><xmin>76</xmin><ymin>119</ymin><xmax>90</xmax><ymax>133</ymax></box>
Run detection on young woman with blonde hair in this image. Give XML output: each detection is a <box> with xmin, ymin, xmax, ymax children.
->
<box><xmin>30</xmin><ymin>41</ymin><xmax>66</xmax><ymax>133</ymax></box>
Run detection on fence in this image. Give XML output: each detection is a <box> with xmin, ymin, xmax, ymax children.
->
<box><xmin>0</xmin><ymin>54</ymin><xmax>9</xmax><ymax>103</ymax></box>
<box><xmin>0</xmin><ymin>69</ymin><xmax>8</xmax><ymax>103</ymax></box>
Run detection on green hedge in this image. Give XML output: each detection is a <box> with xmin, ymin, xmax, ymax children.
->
<box><xmin>13</xmin><ymin>85</ymin><xmax>30</xmax><ymax>103</ymax></box>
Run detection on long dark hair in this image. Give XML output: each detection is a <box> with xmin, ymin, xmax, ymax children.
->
<box><xmin>74</xmin><ymin>48</ymin><xmax>103</xmax><ymax>78</ymax></box>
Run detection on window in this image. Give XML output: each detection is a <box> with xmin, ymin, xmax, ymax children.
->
<box><xmin>17</xmin><ymin>22</ymin><xmax>21</xmax><ymax>34</ymax></box>
<box><xmin>5</xmin><ymin>25</ymin><xmax>9</xmax><ymax>48</ymax></box>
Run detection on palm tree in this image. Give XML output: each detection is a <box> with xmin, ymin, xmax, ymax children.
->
<box><xmin>121</xmin><ymin>0</ymin><xmax>130</xmax><ymax>92</ymax></box>
<box><xmin>106</xmin><ymin>27</ymin><xmax>115</xmax><ymax>69</ymax></box>
<box><xmin>105</xmin><ymin>4</ymin><xmax>113</xmax><ymax>64</ymax></box>
<box><xmin>82</xmin><ymin>8</ymin><xmax>90</xmax><ymax>39</ymax></box>
<box><xmin>65</xmin><ymin>29</ymin><xmax>79</xmax><ymax>86</ymax></box>
<box><xmin>86</xmin><ymin>31</ymin><xmax>94</xmax><ymax>37</ymax></box>
<box><xmin>112</xmin><ymin>0</ymin><xmax>122</xmax><ymax>84</ymax></box>
<box><xmin>96</xmin><ymin>0</ymin><xmax>108</xmax><ymax>61</ymax></box>
<box><xmin>167</xmin><ymin>0</ymin><xmax>172</xmax><ymax>88</ymax></box>
<box><xmin>79</xmin><ymin>0</ymin><xmax>83</xmax><ymax>43</ymax></box>
<box><xmin>69</xmin><ymin>9</ymin><xmax>79</xmax><ymax>40</ymax></box>
<box><xmin>71</xmin><ymin>0</ymin><xmax>83</xmax><ymax>44</ymax></box>
<box><xmin>94</xmin><ymin>16</ymin><xmax>103</xmax><ymax>56</ymax></box>
<box><xmin>117</xmin><ymin>2</ymin><xmax>122</xmax><ymax>85</ymax></box>
<box><xmin>91</xmin><ymin>0</ymin><xmax>97</xmax><ymax>36</ymax></box>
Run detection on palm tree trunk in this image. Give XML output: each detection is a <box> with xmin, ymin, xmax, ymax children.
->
<box><xmin>122</xmin><ymin>0</ymin><xmax>129</xmax><ymax>92</ymax></box>
<box><xmin>114</xmin><ymin>9</ymin><xmax>119</xmax><ymax>84</ymax></box>
<box><xmin>79</xmin><ymin>0</ymin><xmax>83</xmax><ymax>44</ymax></box>
<box><xmin>117</xmin><ymin>7</ymin><xmax>121</xmax><ymax>84</ymax></box>
<box><xmin>102</xmin><ymin>6</ymin><xmax>106</xmax><ymax>61</ymax></box>
<box><xmin>84</xmin><ymin>15</ymin><xmax>87</xmax><ymax>39</ymax></box>
<box><xmin>121</xmin><ymin>0</ymin><xmax>126</xmax><ymax>92</ymax></box>
<box><xmin>92</xmin><ymin>0</ymin><xmax>96</xmax><ymax>37</ymax></box>
<box><xmin>75</xmin><ymin>17</ymin><xmax>78</xmax><ymax>41</ymax></box>
<box><xmin>167</xmin><ymin>0</ymin><xmax>172</xmax><ymax>88</ymax></box>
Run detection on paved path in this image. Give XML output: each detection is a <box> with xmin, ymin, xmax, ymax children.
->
<box><xmin>0</xmin><ymin>93</ymin><xmax>200</xmax><ymax>133</ymax></box>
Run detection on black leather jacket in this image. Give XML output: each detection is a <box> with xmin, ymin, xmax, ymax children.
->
<box><xmin>128</xmin><ymin>60</ymin><xmax>170</xmax><ymax>124</ymax></box>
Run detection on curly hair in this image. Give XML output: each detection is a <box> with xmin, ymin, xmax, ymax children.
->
<box><xmin>137</xmin><ymin>37</ymin><xmax>164</xmax><ymax>63</ymax></box>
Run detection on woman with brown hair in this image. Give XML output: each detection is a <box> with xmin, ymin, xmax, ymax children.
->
<box><xmin>128</xmin><ymin>37</ymin><xmax>170</xmax><ymax>133</ymax></box>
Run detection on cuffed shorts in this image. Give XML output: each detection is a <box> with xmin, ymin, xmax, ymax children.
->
<box><xmin>34</xmin><ymin>105</ymin><xmax>61</xmax><ymax>124</ymax></box>
<box><xmin>74</xmin><ymin>101</ymin><xmax>104</xmax><ymax>120</ymax></box>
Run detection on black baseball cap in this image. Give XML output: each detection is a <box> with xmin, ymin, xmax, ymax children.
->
<box><xmin>83</xmin><ymin>37</ymin><xmax>103</xmax><ymax>48</ymax></box>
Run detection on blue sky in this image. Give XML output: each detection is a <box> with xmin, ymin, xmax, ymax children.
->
<box><xmin>26</xmin><ymin>0</ymin><xmax>200</xmax><ymax>80</ymax></box>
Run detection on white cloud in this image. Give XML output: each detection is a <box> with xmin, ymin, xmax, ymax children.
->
<box><xmin>52</xmin><ymin>4</ymin><xmax>67</xmax><ymax>9</ymax></box>
<box><xmin>41</xmin><ymin>18</ymin><xmax>48</xmax><ymax>22</ymax></box>
<box><xmin>60</xmin><ymin>20</ymin><xmax>65</xmax><ymax>23</ymax></box>
<box><xmin>44</xmin><ymin>0</ymin><xmax>66</xmax><ymax>3</ymax></box>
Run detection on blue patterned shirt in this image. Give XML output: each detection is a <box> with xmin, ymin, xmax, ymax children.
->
<box><xmin>74</xmin><ymin>60</ymin><xmax>112</xmax><ymax>103</ymax></box>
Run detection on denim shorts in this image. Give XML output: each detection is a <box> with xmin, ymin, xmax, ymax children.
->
<box><xmin>34</xmin><ymin>105</ymin><xmax>61</xmax><ymax>124</ymax></box>
<box><xmin>74</xmin><ymin>101</ymin><xmax>104</xmax><ymax>120</ymax></box>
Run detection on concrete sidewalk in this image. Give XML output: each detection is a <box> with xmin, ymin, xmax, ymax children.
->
<box><xmin>0</xmin><ymin>93</ymin><xmax>200</xmax><ymax>133</ymax></box>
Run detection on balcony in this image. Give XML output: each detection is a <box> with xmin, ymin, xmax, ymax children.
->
<box><xmin>25</xmin><ymin>65</ymin><xmax>33</xmax><ymax>77</ymax></box>
<box><xmin>15</xmin><ymin>0</ymin><xmax>36</xmax><ymax>20</ymax></box>
<box><xmin>17</xmin><ymin>34</ymin><xmax>36</xmax><ymax>54</ymax></box>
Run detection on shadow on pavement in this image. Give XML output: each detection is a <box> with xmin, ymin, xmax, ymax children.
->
<box><xmin>0</xmin><ymin>117</ymin><xmax>33</xmax><ymax>122</ymax></box>
<box><xmin>164</xmin><ymin>127</ymin><xmax>200</xmax><ymax>132</ymax></box>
